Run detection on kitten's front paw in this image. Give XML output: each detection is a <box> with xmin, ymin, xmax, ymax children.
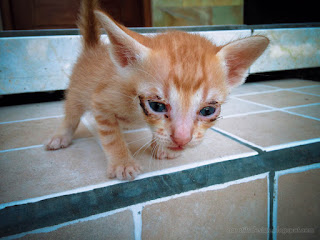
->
<box><xmin>154</xmin><ymin>149</ymin><xmax>181</xmax><ymax>160</ymax></box>
<box><xmin>45</xmin><ymin>135</ymin><xmax>72</xmax><ymax>150</ymax></box>
<box><xmin>107</xmin><ymin>161</ymin><xmax>141</xmax><ymax>180</ymax></box>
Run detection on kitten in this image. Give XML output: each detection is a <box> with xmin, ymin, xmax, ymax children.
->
<box><xmin>46</xmin><ymin>0</ymin><xmax>269</xmax><ymax>180</ymax></box>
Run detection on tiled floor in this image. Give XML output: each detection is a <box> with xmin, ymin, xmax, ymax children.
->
<box><xmin>218</xmin><ymin>78</ymin><xmax>320</xmax><ymax>150</ymax></box>
<box><xmin>0</xmin><ymin>79</ymin><xmax>319</xmax><ymax>206</ymax></box>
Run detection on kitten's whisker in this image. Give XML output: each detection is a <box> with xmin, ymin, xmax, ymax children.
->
<box><xmin>149</xmin><ymin>143</ymin><xmax>156</xmax><ymax>162</ymax></box>
<box><xmin>133</xmin><ymin>139</ymin><xmax>152</xmax><ymax>157</ymax></box>
<box><xmin>127</xmin><ymin>136</ymin><xmax>151</xmax><ymax>145</ymax></box>
<box><xmin>133</xmin><ymin>137</ymin><xmax>156</xmax><ymax>157</ymax></box>
<box><xmin>141</xmin><ymin>138</ymin><xmax>155</xmax><ymax>155</ymax></box>
<box><xmin>150</xmin><ymin>140</ymin><xmax>159</xmax><ymax>161</ymax></box>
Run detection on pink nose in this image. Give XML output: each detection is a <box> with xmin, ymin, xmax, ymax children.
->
<box><xmin>170</xmin><ymin>132</ymin><xmax>192</xmax><ymax>147</ymax></box>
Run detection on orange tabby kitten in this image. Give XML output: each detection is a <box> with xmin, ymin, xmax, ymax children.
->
<box><xmin>46</xmin><ymin>0</ymin><xmax>269</xmax><ymax>180</ymax></box>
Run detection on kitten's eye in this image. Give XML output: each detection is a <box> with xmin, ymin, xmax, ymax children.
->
<box><xmin>199</xmin><ymin>106</ymin><xmax>216</xmax><ymax>116</ymax></box>
<box><xmin>148</xmin><ymin>101</ymin><xmax>167</xmax><ymax>113</ymax></box>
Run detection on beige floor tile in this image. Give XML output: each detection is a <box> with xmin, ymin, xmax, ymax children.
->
<box><xmin>230</xmin><ymin>82</ymin><xmax>278</xmax><ymax>96</ymax></box>
<box><xmin>125</xmin><ymin>128</ymin><xmax>255</xmax><ymax>173</ymax></box>
<box><xmin>0</xmin><ymin>127</ymin><xmax>254</xmax><ymax>203</ymax></box>
<box><xmin>237</xmin><ymin>90</ymin><xmax>320</xmax><ymax>108</ymax></box>
<box><xmin>0</xmin><ymin>118</ymin><xmax>91</xmax><ymax>151</ymax></box>
<box><xmin>142</xmin><ymin>177</ymin><xmax>268</xmax><ymax>240</ymax></box>
<box><xmin>294</xmin><ymin>85</ymin><xmax>320</xmax><ymax>96</ymax></box>
<box><xmin>20</xmin><ymin>210</ymin><xmax>134</xmax><ymax>240</ymax></box>
<box><xmin>286</xmin><ymin>104</ymin><xmax>320</xmax><ymax>119</ymax></box>
<box><xmin>259</xmin><ymin>79</ymin><xmax>320</xmax><ymax>89</ymax></box>
<box><xmin>0</xmin><ymin>101</ymin><xmax>64</xmax><ymax>123</ymax></box>
<box><xmin>277</xmin><ymin>168</ymin><xmax>320</xmax><ymax>240</ymax></box>
<box><xmin>221</xmin><ymin>97</ymin><xmax>271</xmax><ymax>117</ymax></box>
<box><xmin>215</xmin><ymin>111</ymin><xmax>320</xmax><ymax>148</ymax></box>
<box><xmin>0</xmin><ymin>138</ymin><xmax>107</xmax><ymax>204</ymax></box>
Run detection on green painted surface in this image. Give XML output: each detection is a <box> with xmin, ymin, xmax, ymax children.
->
<box><xmin>152</xmin><ymin>0</ymin><xmax>243</xmax><ymax>27</ymax></box>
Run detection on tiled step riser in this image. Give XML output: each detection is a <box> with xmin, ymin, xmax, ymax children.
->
<box><xmin>1</xmin><ymin>143</ymin><xmax>319</xmax><ymax>238</ymax></box>
<box><xmin>6</xmin><ymin>165</ymin><xmax>320</xmax><ymax>240</ymax></box>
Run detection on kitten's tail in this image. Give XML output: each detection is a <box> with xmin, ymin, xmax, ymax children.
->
<box><xmin>78</xmin><ymin>0</ymin><xmax>100</xmax><ymax>49</ymax></box>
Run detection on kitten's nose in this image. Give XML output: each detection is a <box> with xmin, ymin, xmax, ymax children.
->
<box><xmin>171</xmin><ymin>119</ymin><xmax>193</xmax><ymax>147</ymax></box>
<box><xmin>170</xmin><ymin>130</ymin><xmax>192</xmax><ymax>147</ymax></box>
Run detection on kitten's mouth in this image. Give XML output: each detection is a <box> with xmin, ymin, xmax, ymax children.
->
<box><xmin>168</xmin><ymin>146</ymin><xmax>185</xmax><ymax>151</ymax></box>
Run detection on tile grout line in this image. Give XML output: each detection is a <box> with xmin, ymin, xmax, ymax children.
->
<box><xmin>232</xmin><ymin>89</ymin><xmax>283</xmax><ymax>97</ymax></box>
<box><xmin>252</xmin><ymin>83</ymin><xmax>282</xmax><ymax>89</ymax></box>
<box><xmin>221</xmin><ymin>109</ymin><xmax>275</xmax><ymax>119</ymax></box>
<box><xmin>232</xmin><ymin>97</ymin><xmax>279</xmax><ymax>110</ymax></box>
<box><xmin>285</xmin><ymin>89</ymin><xmax>320</xmax><ymax>97</ymax></box>
<box><xmin>268</xmin><ymin>171</ymin><xmax>275</xmax><ymax>240</ymax></box>
<box><xmin>232</xmin><ymin>83</ymin><xmax>320</xmax><ymax>97</ymax></box>
<box><xmin>279</xmin><ymin>109</ymin><xmax>320</xmax><ymax>121</ymax></box>
<box><xmin>131</xmin><ymin>205</ymin><xmax>143</xmax><ymax>240</ymax></box>
<box><xmin>0</xmin><ymin>115</ymin><xmax>64</xmax><ymax>125</ymax></box>
<box><xmin>233</xmin><ymin>88</ymin><xmax>320</xmax><ymax>98</ymax></box>
<box><xmin>0</xmin><ymin>137</ymin><xmax>95</xmax><ymax>154</ymax></box>
<box><xmin>289</xmin><ymin>84</ymin><xmax>320</xmax><ymax>90</ymax></box>
<box><xmin>272</xmin><ymin>172</ymin><xmax>279</xmax><ymax>240</ymax></box>
<box><xmin>256</xmin><ymin>83</ymin><xmax>320</xmax><ymax>91</ymax></box>
<box><xmin>282</xmin><ymin>102</ymin><xmax>320</xmax><ymax>110</ymax></box>
<box><xmin>276</xmin><ymin>162</ymin><xmax>320</xmax><ymax>178</ymax></box>
<box><xmin>0</xmin><ymin>144</ymin><xmax>44</xmax><ymax>153</ymax></box>
<box><xmin>212</xmin><ymin>127</ymin><xmax>265</xmax><ymax>153</ymax></box>
<box><xmin>232</xmin><ymin>96</ymin><xmax>320</xmax><ymax>111</ymax></box>
<box><xmin>264</xmin><ymin>138</ymin><xmax>320</xmax><ymax>152</ymax></box>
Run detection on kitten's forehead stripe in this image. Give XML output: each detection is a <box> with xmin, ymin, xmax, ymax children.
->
<box><xmin>164</xmin><ymin>34</ymin><xmax>213</xmax><ymax>96</ymax></box>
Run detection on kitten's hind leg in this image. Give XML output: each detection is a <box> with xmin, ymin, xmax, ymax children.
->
<box><xmin>46</xmin><ymin>97</ymin><xmax>85</xmax><ymax>150</ymax></box>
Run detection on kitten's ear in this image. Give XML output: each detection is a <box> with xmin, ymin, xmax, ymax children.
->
<box><xmin>94</xmin><ymin>10</ymin><xmax>150</xmax><ymax>68</ymax></box>
<box><xmin>217</xmin><ymin>36</ymin><xmax>269</xmax><ymax>88</ymax></box>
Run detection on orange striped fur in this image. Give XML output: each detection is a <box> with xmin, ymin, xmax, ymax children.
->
<box><xmin>46</xmin><ymin>0</ymin><xmax>269</xmax><ymax>180</ymax></box>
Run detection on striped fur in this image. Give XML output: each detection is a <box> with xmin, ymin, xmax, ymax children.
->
<box><xmin>46</xmin><ymin>0</ymin><xmax>269</xmax><ymax>180</ymax></box>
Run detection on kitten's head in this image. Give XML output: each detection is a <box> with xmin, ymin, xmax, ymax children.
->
<box><xmin>95</xmin><ymin>11</ymin><xmax>269</xmax><ymax>154</ymax></box>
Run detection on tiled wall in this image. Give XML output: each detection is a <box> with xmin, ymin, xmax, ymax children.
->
<box><xmin>1</xmin><ymin>26</ymin><xmax>320</xmax><ymax>94</ymax></box>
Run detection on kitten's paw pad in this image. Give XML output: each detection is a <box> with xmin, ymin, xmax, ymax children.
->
<box><xmin>45</xmin><ymin>135</ymin><xmax>72</xmax><ymax>150</ymax></box>
<box><xmin>107</xmin><ymin>162</ymin><xmax>141</xmax><ymax>180</ymax></box>
<box><xmin>155</xmin><ymin>150</ymin><xmax>181</xmax><ymax>160</ymax></box>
